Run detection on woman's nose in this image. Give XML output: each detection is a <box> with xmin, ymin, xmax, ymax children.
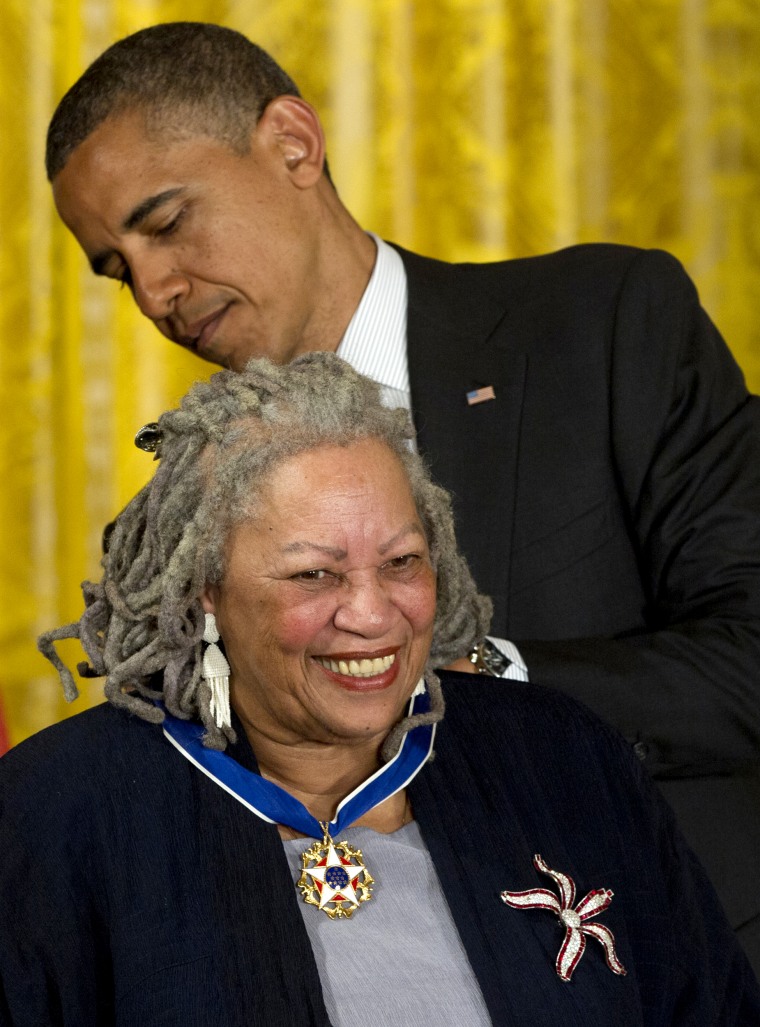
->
<box><xmin>332</xmin><ymin>574</ymin><xmax>396</xmax><ymax>637</ymax></box>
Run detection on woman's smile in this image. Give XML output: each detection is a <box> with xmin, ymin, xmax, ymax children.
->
<box><xmin>312</xmin><ymin>648</ymin><xmax>400</xmax><ymax>690</ymax></box>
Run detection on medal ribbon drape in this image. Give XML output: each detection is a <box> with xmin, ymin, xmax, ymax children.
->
<box><xmin>161</xmin><ymin>688</ymin><xmax>434</xmax><ymax>919</ymax></box>
<box><xmin>160</xmin><ymin>687</ymin><xmax>434</xmax><ymax>839</ymax></box>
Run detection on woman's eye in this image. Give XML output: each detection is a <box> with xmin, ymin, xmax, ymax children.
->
<box><xmin>385</xmin><ymin>554</ymin><xmax>419</xmax><ymax>571</ymax></box>
<box><xmin>293</xmin><ymin>569</ymin><xmax>329</xmax><ymax>581</ymax></box>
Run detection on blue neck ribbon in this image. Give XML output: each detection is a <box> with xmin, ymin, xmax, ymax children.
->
<box><xmin>161</xmin><ymin>688</ymin><xmax>434</xmax><ymax>839</ymax></box>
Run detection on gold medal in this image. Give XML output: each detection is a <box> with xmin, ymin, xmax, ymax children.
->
<box><xmin>297</xmin><ymin>822</ymin><xmax>374</xmax><ymax>919</ymax></box>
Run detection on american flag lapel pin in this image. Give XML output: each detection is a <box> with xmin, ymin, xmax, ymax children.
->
<box><xmin>466</xmin><ymin>385</ymin><xmax>496</xmax><ymax>406</ymax></box>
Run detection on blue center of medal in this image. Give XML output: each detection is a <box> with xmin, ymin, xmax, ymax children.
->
<box><xmin>326</xmin><ymin>865</ymin><xmax>350</xmax><ymax>889</ymax></box>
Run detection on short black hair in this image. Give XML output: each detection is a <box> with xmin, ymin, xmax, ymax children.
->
<box><xmin>46</xmin><ymin>22</ymin><xmax>302</xmax><ymax>180</ymax></box>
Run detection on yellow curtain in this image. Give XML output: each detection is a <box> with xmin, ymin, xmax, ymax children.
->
<box><xmin>1</xmin><ymin>0</ymin><xmax>758</xmax><ymax>747</ymax></box>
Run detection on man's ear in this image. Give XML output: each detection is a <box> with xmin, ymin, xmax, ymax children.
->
<box><xmin>257</xmin><ymin>95</ymin><xmax>326</xmax><ymax>187</ymax></box>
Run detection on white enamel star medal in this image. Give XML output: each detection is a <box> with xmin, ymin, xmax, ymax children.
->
<box><xmin>297</xmin><ymin>822</ymin><xmax>375</xmax><ymax>919</ymax></box>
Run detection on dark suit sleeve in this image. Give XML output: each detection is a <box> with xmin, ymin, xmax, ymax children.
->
<box><xmin>608</xmin><ymin>703</ymin><xmax>760</xmax><ymax>1020</ymax></box>
<box><xmin>515</xmin><ymin>249</ymin><xmax>760</xmax><ymax>779</ymax></box>
<box><xmin>647</xmin><ymin>771</ymin><xmax>760</xmax><ymax>1022</ymax></box>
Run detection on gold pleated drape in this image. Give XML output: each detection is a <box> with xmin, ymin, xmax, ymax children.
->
<box><xmin>1</xmin><ymin>0</ymin><xmax>758</xmax><ymax>748</ymax></box>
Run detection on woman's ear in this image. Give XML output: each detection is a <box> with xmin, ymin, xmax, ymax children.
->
<box><xmin>200</xmin><ymin>585</ymin><xmax>218</xmax><ymax>615</ymax></box>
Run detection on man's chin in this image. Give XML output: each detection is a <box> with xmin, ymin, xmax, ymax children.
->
<box><xmin>167</xmin><ymin>334</ymin><xmax>230</xmax><ymax>369</ymax></box>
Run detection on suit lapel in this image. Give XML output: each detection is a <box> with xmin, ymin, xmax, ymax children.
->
<box><xmin>398</xmin><ymin>246</ymin><xmax>525</xmax><ymax>635</ymax></box>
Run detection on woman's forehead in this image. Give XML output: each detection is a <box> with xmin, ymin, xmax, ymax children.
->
<box><xmin>224</xmin><ymin>440</ymin><xmax>422</xmax><ymax>546</ymax></box>
<box><xmin>254</xmin><ymin>439</ymin><xmax>412</xmax><ymax>508</ymax></box>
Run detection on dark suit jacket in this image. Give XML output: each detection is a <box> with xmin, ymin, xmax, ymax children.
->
<box><xmin>399</xmin><ymin>243</ymin><xmax>760</xmax><ymax>952</ymax></box>
<box><xmin>1</xmin><ymin>679</ymin><xmax>757</xmax><ymax>1025</ymax></box>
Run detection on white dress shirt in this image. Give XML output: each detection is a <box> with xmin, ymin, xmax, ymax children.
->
<box><xmin>337</xmin><ymin>236</ymin><xmax>528</xmax><ymax>681</ymax></box>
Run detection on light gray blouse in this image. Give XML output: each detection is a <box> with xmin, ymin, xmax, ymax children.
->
<box><xmin>282</xmin><ymin>821</ymin><xmax>492</xmax><ymax>1026</ymax></box>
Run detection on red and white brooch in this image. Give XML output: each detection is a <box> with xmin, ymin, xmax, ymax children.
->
<box><xmin>500</xmin><ymin>854</ymin><xmax>627</xmax><ymax>982</ymax></box>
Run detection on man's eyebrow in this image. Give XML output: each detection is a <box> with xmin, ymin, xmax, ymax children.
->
<box><xmin>90</xmin><ymin>188</ymin><xmax>186</xmax><ymax>276</ymax></box>
<box><xmin>121</xmin><ymin>187</ymin><xmax>185</xmax><ymax>232</ymax></box>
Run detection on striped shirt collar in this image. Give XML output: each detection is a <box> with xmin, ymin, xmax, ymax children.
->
<box><xmin>337</xmin><ymin>235</ymin><xmax>409</xmax><ymax>395</ymax></box>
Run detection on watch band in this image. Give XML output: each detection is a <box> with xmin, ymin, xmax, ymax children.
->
<box><xmin>467</xmin><ymin>638</ymin><xmax>511</xmax><ymax>676</ymax></box>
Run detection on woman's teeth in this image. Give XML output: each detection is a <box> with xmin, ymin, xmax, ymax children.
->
<box><xmin>316</xmin><ymin>653</ymin><xmax>396</xmax><ymax>678</ymax></box>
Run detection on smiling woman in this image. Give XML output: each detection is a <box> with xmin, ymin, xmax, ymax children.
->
<box><xmin>1</xmin><ymin>354</ymin><xmax>758</xmax><ymax>1024</ymax></box>
<box><xmin>203</xmin><ymin>439</ymin><xmax>438</xmax><ymax>769</ymax></box>
<box><xmin>36</xmin><ymin>353</ymin><xmax>484</xmax><ymax>754</ymax></box>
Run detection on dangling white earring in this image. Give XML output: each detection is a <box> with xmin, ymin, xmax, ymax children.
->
<box><xmin>203</xmin><ymin>612</ymin><xmax>231</xmax><ymax>730</ymax></box>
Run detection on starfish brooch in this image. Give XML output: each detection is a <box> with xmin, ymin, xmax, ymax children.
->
<box><xmin>500</xmin><ymin>854</ymin><xmax>627</xmax><ymax>982</ymax></box>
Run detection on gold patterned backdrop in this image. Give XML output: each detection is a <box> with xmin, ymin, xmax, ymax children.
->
<box><xmin>1</xmin><ymin>0</ymin><xmax>758</xmax><ymax>748</ymax></box>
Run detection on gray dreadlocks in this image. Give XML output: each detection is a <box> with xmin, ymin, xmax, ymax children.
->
<box><xmin>38</xmin><ymin>353</ymin><xmax>492</xmax><ymax>753</ymax></box>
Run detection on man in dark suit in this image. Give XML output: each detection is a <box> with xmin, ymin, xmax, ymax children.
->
<box><xmin>46</xmin><ymin>22</ymin><xmax>760</xmax><ymax>968</ymax></box>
